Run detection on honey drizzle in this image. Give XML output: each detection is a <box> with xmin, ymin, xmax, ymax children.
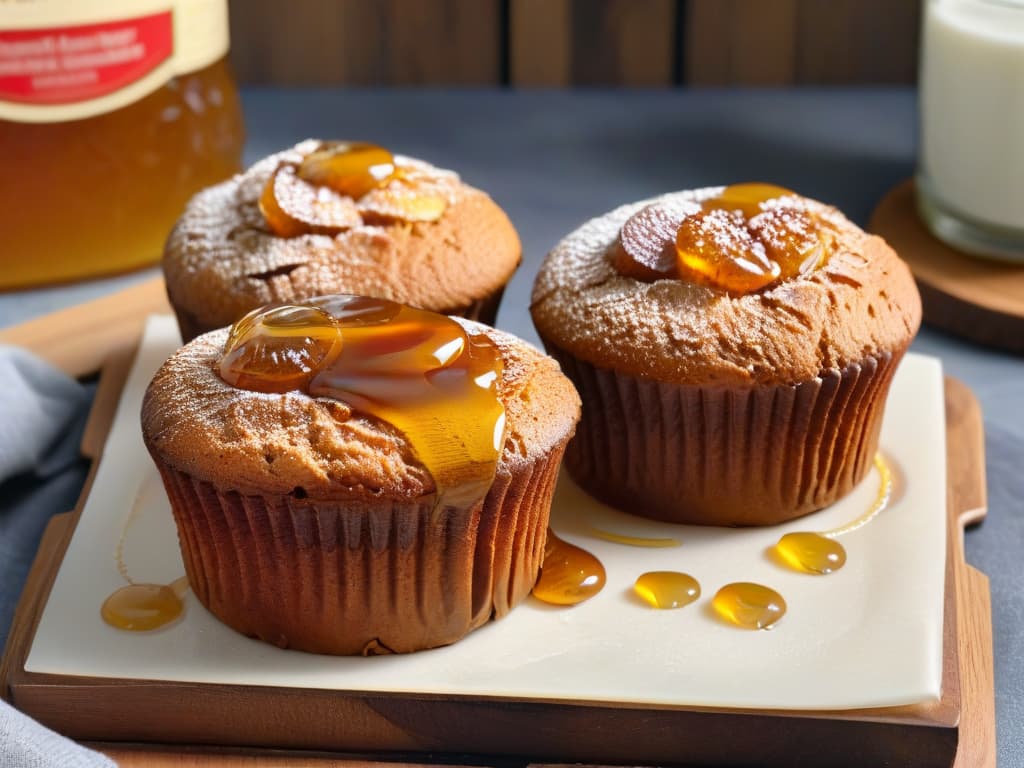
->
<box><xmin>820</xmin><ymin>453</ymin><xmax>893</xmax><ymax>538</ymax></box>
<box><xmin>590</xmin><ymin>528</ymin><xmax>681</xmax><ymax>548</ymax></box>
<box><xmin>114</xmin><ymin>477</ymin><xmax>153</xmax><ymax>586</ymax></box>
<box><xmin>533</xmin><ymin>529</ymin><xmax>606</xmax><ymax>606</ymax></box>
<box><xmin>772</xmin><ymin>453</ymin><xmax>893</xmax><ymax>575</ymax></box>
<box><xmin>219</xmin><ymin>296</ymin><xmax>506</xmax><ymax>509</ymax></box>
<box><xmin>104</xmin><ymin>480</ymin><xmax>190</xmax><ymax>632</ymax></box>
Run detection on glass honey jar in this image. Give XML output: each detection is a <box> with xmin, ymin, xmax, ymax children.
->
<box><xmin>0</xmin><ymin>0</ymin><xmax>244</xmax><ymax>289</ymax></box>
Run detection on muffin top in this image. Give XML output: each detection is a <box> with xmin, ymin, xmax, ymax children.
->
<box><xmin>164</xmin><ymin>140</ymin><xmax>521</xmax><ymax>333</ymax></box>
<box><xmin>141</xmin><ymin>316</ymin><xmax>579</xmax><ymax>501</ymax></box>
<box><xmin>530</xmin><ymin>187</ymin><xmax>921</xmax><ymax>387</ymax></box>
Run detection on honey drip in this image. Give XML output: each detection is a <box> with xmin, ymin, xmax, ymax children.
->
<box><xmin>634</xmin><ymin>571</ymin><xmax>700</xmax><ymax>609</ymax></box>
<box><xmin>590</xmin><ymin>528</ymin><xmax>681</xmax><ymax>548</ymax></box>
<box><xmin>533</xmin><ymin>529</ymin><xmax>606</xmax><ymax>605</ymax></box>
<box><xmin>774</xmin><ymin>453</ymin><xmax>893</xmax><ymax>575</ymax></box>
<box><xmin>101</xmin><ymin>577</ymin><xmax>189</xmax><ymax>632</ymax></box>
<box><xmin>260</xmin><ymin>141</ymin><xmax>447</xmax><ymax>237</ymax></box>
<box><xmin>219</xmin><ymin>296</ymin><xmax>505</xmax><ymax>509</ymax></box>
<box><xmin>712</xmin><ymin>582</ymin><xmax>787</xmax><ymax>630</ymax></box>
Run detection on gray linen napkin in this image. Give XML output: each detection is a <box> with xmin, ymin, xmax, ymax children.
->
<box><xmin>0</xmin><ymin>346</ymin><xmax>116</xmax><ymax>767</ymax></box>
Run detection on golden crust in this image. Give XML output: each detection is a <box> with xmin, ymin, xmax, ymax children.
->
<box><xmin>141</xmin><ymin>319</ymin><xmax>581</xmax><ymax>502</ymax></box>
<box><xmin>530</xmin><ymin>188</ymin><xmax>922</xmax><ymax>387</ymax></box>
<box><xmin>163</xmin><ymin>141</ymin><xmax>521</xmax><ymax>337</ymax></box>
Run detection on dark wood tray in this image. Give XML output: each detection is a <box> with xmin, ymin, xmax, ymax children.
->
<box><xmin>870</xmin><ymin>179</ymin><xmax>1024</xmax><ymax>355</ymax></box>
<box><xmin>0</xmin><ymin>293</ymin><xmax>996</xmax><ymax>768</ymax></box>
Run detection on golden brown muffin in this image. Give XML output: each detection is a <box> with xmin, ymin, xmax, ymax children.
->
<box><xmin>141</xmin><ymin>299</ymin><xmax>580</xmax><ymax>655</ymax></box>
<box><xmin>163</xmin><ymin>140</ymin><xmax>521</xmax><ymax>341</ymax></box>
<box><xmin>530</xmin><ymin>185</ymin><xmax>921</xmax><ymax>527</ymax></box>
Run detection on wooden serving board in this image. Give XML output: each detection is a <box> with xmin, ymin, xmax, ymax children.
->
<box><xmin>869</xmin><ymin>180</ymin><xmax>1024</xmax><ymax>355</ymax></box>
<box><xmin>0</xmin><ymin>324</ymin><xmax>995</xmax><ymax>768</ymax></box>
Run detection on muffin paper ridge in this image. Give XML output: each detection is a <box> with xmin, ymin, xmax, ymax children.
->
<box><xmin>546</xmin><ymin>345</ymin><xmax>900</xmax><ymax>527</ymax></box>
<box><xmin>152</xmin><ymin>434</ymin><xmax>569</xmax><ymax>655</ymax></box>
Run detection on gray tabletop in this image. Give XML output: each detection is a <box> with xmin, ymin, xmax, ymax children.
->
<box><xmin>1</xmin><ymin>89</ymin><xmax>1021</xmax><ymax>764</ymax></box>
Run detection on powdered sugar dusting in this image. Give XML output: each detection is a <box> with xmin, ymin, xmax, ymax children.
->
<box><xmin>141</xmin><ymin>320</ymin><xmax>579</xmax><ymax>500</ymax></box>
<box><xmin>163</xmin><ymin>141</ymin><xmax>520</xmax><ymax>334</ymax></box>
<box><xmin>530</xmin><ymin>188</ymin><xmax>921</xmax><ymax>386</ymax></box>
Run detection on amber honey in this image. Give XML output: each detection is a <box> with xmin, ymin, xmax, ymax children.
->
<box><xmin>533</xmin><ymin>529</ymin><xmax>606</xmax><ymax>605</ymax></box>
<box><xmin>260</xmin><ymin>141</ymin><xmax>447</xmax><ymax>237</ymax></box>
<box><xmin>617</xmin><ymin>182</ymin><xmax>832</xmax><ymax>294</ymax></box>
<box><xmin>774</xmin><ymin>454</ymin><xmax>893</xmax><ymax>575</ymax></box>
<box><xmin>0</xmin><ymin>58</ymin><xmax>243</xmax><ymax>289</ymax></box>
<box><xmin>634</xmin><ymin>571</ymin><xmax>700</xmax><ymax>610</ymax></box>
<box><xmin>712</xmin><ymin>582</ymin><xmax>787</xmax><ymax>630</ymax></box>
<box><xmin>775</xmin><ymin>532</ymin><xmax>847</xmax><ymax>575</ymax></box>
<box><xmin>102</xmin><ymin>576</ymin><xmax>188</xmax><ymax>632</ymax></box>
<box><xmin>219</xmin><ymin>295</ymin><xmax>506</xmax><ymax>509</ymax></box>
<box><xmin>675</xmin><ymin>183</ymin><xmax>831</xmax><ymax>294</ymax></box>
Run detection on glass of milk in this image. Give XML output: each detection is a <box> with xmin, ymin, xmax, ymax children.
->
<box><xmin>917</xmin><ymin>0</ymin><xmax>1024</xmax><ymax>262</ymax></box>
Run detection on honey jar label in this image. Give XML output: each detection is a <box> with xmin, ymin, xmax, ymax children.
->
<box><xmin>0</xmin><ymin>0</ymin><xmax>228</xmax><ymax>123</ymax></box>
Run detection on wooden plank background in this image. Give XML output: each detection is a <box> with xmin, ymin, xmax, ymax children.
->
<box><xmin>227</xmin><ymin>0</ymin><xmax>922</xmax><ymax>87</ymax></box>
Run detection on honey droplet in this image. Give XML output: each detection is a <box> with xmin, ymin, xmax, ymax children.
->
<box><xmin>634</xmin><ymin>571</ymin><xmax>700</xmax><ymax>609</ymax></box>
<box><xmin>260</xmin><ymin>163</ymin><xmax>362</xmax><ymax>237</ymax></box>
<box><xmin>712</xmin><ymin>582</ymin><xmax>786</xmax><ymax>630</ymax></box>
<box><xmin>219</xmin><ymin>295</ymin><xmax>505</xmax><ymax>509</ymax></box>
<box><xmin>101</xmin><ymin>581</ymin><xmax>186</xmax><ymax>632</ymax></box>
<box><xmin>220</xmin><ymin>304</ymin><xmax>343</xmax><ymax>393</ymax></box>
<box><xmin>298</xmin><ymin>141</ymin><xmax>396</xmax><ymax>199</ymax></box>
<box><xmin>533</xmin><ymin>529</ymin><xmax>606</xmax><ymax>606</ymax></box>
<box><xmin>775</xmin><ymin>532</ymin><xmax>847</xmax><ymax>575</ymax></box>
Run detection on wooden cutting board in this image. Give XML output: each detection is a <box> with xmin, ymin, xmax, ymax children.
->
<box><xmin>869</xmin><ymin>180</ymin><xmax>1024</xmax><ymax>355</ymax></box>
<box><xmin>0</xmin><ymin>289</ymin><xmax>995</xmax><ymax>768</ymax></box>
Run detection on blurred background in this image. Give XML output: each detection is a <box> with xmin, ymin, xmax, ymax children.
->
<box><xmin>227</xmin><ymin>0</ymin><xmax>921</xmax><ymax>87</ymax></box>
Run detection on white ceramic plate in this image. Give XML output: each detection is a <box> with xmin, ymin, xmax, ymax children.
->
<box><xmin>26</xmin><ymin>315</ymin><xmax>947</xmax><ymax>711</ymax></box>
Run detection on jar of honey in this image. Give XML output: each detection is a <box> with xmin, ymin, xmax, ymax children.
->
<box><xmin>0</xmin><ymin>0</ymin><xmax>244</xmax><ymax>289</ymax></box>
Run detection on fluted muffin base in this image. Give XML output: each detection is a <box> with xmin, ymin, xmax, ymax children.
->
<box><xmin>153</xmin><ymin>436</ymin><xmax>566</xmax><ymax>655</ymax></box>
<box><xmin>547</xmin><ymin>346</ymin><xmax>900</xmax><ymax>527</ymax></box>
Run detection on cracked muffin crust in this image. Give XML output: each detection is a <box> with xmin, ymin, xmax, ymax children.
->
<box><xmin>530</xmin><ymin>187</ymin><xmax>921</xmax><ymax>526</ymax></box>
<box><xmin>163</xmin><ymin>140</ymin><xmax>521</xmax><ymax>341</ymax></box>
<box><xmin>141</xmin><ymin>315</ymin><xmax>580</xmax><ymax>655</ymax></box>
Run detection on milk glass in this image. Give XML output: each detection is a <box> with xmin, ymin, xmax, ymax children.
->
<box><xmin>917</xmin><ymin>0</ymin><xmax>1024</xmax><ymax>262</ymax></box>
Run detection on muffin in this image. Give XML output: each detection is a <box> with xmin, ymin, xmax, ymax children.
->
<box><xmin>163</xmin><ymin>140</ymin><xmax>521</xmax><ymax>341</ymax></box>
<box><xmin>141</xmin><ymin>295</ymin><xmax>580</xmax><ymax>655</ymax></box>
<box><xmin>530</xmin><ymin>184</ymin><xmax>921</xmax><ymax>527</ymax></box>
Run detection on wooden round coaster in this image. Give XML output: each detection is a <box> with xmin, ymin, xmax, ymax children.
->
<box><xmin>869</xmin><ymin>180</ymin><xmax>1024</xmax><ymax>354</ymax></box>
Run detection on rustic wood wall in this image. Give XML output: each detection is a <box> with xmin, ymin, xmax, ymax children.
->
<box><xmin>228</xmin><ymin>0</ymin><xmax>922</xmax><ymax>87</ymax></box>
